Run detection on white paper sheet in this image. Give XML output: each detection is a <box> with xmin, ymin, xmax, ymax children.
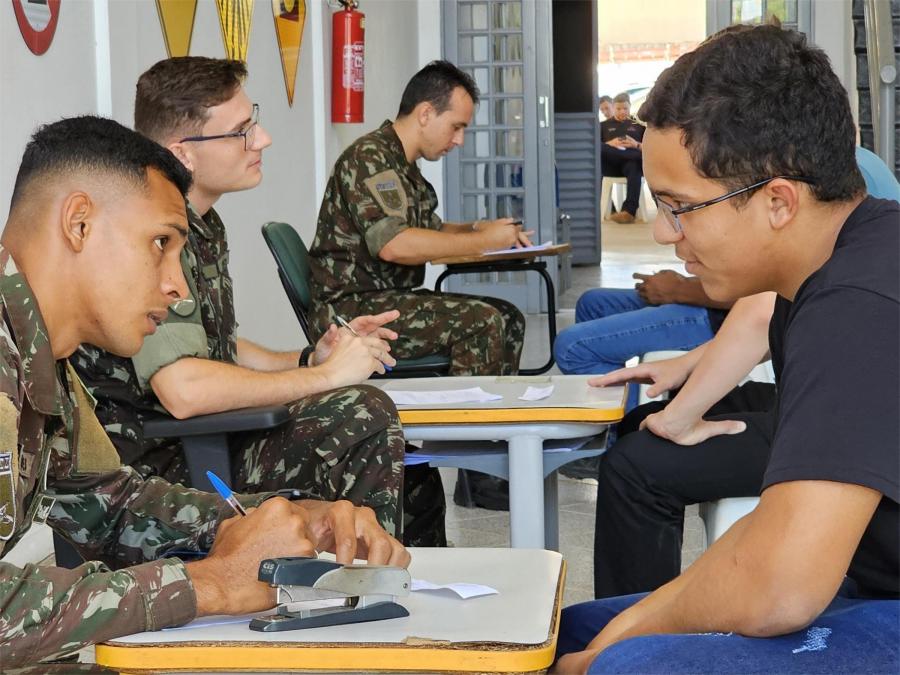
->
<box><xmin>518</xmin><ymin>385</ymin><xmax>554</xmax><ymax>401</ymax></box>
<box><xmin>386</xmin><ymin>387</ymin><xmax>503</xmax><ymax>406</ymax></box>
<box><xmin>483</xmin><ymin>241</ymin><xmax>554</xmax><ymax>256</ymax></box>
<box><xmin>411</xmin><ymin>579</ymin><xmax>499</xmax><ymax>599</ymax></box>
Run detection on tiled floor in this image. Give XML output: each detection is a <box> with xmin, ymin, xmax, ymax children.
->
<box><xmin>443</xmin><ymin>209</ymin><xmax>708</xmax><ymax>608</ymax></box>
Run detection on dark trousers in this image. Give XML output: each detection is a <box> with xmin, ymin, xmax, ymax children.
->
<box><xmin>601</xmin><ymin>145</ymin><xmax>644</xmax><ymax>216</ymax></box>
<box><xmin>594</xmin><ymin>381</ymin><xmax>777</xmax><ymax>598</ymax></box>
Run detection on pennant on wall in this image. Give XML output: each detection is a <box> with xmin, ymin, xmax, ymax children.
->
<box><xmin>12</xmin><ymin>0</ymin><xmax>61</xmax><ymax>56</ymax></box>
<box><xmin>155</xmin><ymin>0</ymin><xmax>198</xmax><ymax>58</ymax></box>
<box><xmin>272</xmin><ymin>0</ymin><xmax>306</xmax><ymax>106</ymax></box>
<box><xmin>215</xmin><ymin>0</ymin><xmax>254</xmax><ymax>62</ymax></box>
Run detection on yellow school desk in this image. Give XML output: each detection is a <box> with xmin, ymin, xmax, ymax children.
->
<box><xmin>96</xmin><ymin>548</ymin><xmax>565</xmax><ymax>674</ymax></box>
<box><xmin>378</xmin><ymin>375</ymin><xmax>626</xmax><ymax>549</ymax></box>
<box><xmin>432</xmin><ymin>243</ymin><xmax>572</xmax><ymax>375</ymax></box>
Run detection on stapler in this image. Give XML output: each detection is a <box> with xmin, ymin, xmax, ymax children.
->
<box><xmin>249</xmin><ymin>557</ymin><xmax>411</xmax><ymax>632</ymax></box>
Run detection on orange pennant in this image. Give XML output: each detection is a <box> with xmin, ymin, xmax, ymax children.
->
<box><xmin>155</xmin><ymin>0</ymin><xmax>197</xmax><ymax>58</ymax></box>
<box><xmin>272</xmin><ymin>0</ymin><xmax>306</xmax><ymax>106</ymax></box>
<box><xmin>215</xmin><ymin>0</ymin><xmax>254</xmax><ymax>62</ymax></box>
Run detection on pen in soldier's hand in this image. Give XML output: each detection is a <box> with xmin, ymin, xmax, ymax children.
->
<box><xmin>335</xmin><ymin>314</ymin><xmax>393</xmax><ymax>372</ymax></box>
<box><xmin>206</xmin><ymin>470</ymin><xmax>247</xmax><ymax>516</ymax></box>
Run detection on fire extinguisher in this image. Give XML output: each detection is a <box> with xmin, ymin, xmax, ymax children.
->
<box><xmin>332</xmin><ymin>0</ymin><xmax>365</xmax><ymax>124</ymax></box>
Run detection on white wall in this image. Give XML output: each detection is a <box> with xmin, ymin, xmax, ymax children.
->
<box><xmin>0</xmin><ymin>0</ymin><xmax>439</xmax><ymax>350</ymax></box>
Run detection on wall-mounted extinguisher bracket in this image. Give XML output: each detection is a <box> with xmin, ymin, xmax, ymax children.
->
<box><xmin>332</xmin><ymin>1</ymin><xmax>365</xmax><ymax>123</ymax></box>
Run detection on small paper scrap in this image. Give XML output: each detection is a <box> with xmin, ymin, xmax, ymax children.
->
<box><xmin>519</xmin><ymin>385</ymin><xmax>554</xmax><ymax>401</ymax></box>
<box><xmin>411</xmin><ymin>579</ymin><xmax>499</xmax><ymax>599</ymax></box>
<box><xmin>386</xmin><ymin>387</ymin><xmax>503</xmax><ymax>406</ymax></box>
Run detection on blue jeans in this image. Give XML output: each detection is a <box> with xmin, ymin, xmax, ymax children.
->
<box><xmin>557</xmin><ymin>589</ymin><xmax>900</xmax><ymax>674</ymax></box>
<box><xmin>554</xmin><ymin>289</ymin><xmax>715</xmax><ymax>410</ymax></box>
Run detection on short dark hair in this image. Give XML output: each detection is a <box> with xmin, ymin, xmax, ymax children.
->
<box><xmin>639</xmin><ymin>24</ymin><xmax>864</xmax><ymax>204</ymax></box>
<box><xmin>10</xmin><ymin>116</ymin><xmax>192</xmax><ymax>211</ymax></box>
<box><xmin>613</xmin><ymin>93</ymin><xmax>630</xmax><ymax>104</ymax></box>
<box><xmin>135</xmin><ymin>56</ymin><xmax>248</xmax><ymax>142</ymax></box>
<box><xmin>598</xmin><ymin>95</ymin><xmax>613</xmax><ymax>105</ymax></box>
<box><xmin>397</xmin><ymin>60</ymin><xmax>480</xmax><ymax>117</ymax></box>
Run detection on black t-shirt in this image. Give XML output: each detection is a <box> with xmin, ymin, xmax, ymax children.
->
<box><xmin>764</xmin><ymin>196</ymin><xmax>899</xmax><ymax>598</ymax></box>
<box><xmin>600</xmin><ymin>117</ymin><xmax>646</xmax><ymax>143</ymax></box>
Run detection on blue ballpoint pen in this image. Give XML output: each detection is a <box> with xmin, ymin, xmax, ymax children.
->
<box><xmin>335</xmin><ymin>314</ymin><xmax>393</xmax><ymax>372</ymax></box>
<box><xmin>206</xmin><ymin>470</ymin><xmax>247</xmax><ymax>516</ymax></box>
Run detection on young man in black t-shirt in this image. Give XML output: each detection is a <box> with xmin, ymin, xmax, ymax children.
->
<box><xmin>555</xmin><ymin>24</ymin><xmax>898</xmax><ymax>675</ymax></box>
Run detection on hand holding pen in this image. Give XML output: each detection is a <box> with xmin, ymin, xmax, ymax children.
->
<box><xmin>336</xmin><ymin>314</ymin><xmax>393</xmax><ymax>372</ymax></box>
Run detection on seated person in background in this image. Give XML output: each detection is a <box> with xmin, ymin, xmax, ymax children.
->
<box><xmin>0</xmin><ymin>116</ymin><xmax>407</xmax><ymax>668</ymax></box>
<box><xmin>72</xmin><ymin>56</ymin><xmax>445</xmax><ymax>547</ymax></box>
<box><xmin>308</xmin><ymin>60</ymin><xmax>532</xmax><ymax>510</ymax></box>
<box><xmin>555</xmin><ymin>24</ymin><xmax>898</xmax><ymax>674</ymax></box>
<box><xmin>601</xmin><ymin>92</ymin><xmax>646</xmax><ymax>224</ymax></box>
<box><xmin>554</xmin><ymin>269</ymin><xmax>731</xmax><ymax>412</ymax></box>
<box><xmin>598</xmin><ymin>94</ymin><xmax>613</xmax><ymax>121</ymax></box>
<box><xmin>589</xmin><ymin>143</ymin><xmax>899</xmax><ymax>599</ymax></box>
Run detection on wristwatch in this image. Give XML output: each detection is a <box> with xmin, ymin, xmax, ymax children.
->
<box><xmin>298</xmin><ymin>345</ymin><xmax>315</xmax><ymax>368</ymax></box>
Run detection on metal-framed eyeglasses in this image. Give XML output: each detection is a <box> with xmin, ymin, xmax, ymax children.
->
<box><xmin>179</xmin><ymin>103</ymin><xmax>260</xmax><ymax>151</ymax></box>
<box><xmin>653</xmin><ymin>175</ymin><xmax>817</xmax><ymax>233</ymax></box>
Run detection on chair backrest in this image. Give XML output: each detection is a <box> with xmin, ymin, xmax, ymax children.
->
<box><xmin>261</xmin><ymin>221</ymin><xmax>314</xmax><ymax>342</ymax></box>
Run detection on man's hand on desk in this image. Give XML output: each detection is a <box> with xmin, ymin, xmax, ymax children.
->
<box><xmin>314</xmin><ymin>310</ymin><xmax>400</xmax><ymax>364</ymax></box>
<box><xmin>589</xmin><ymin>354</ymin><xmax>693</xmax><ymax>399</ymax></box>
<box><xmin>188</xmin><ymin>497</ymin><xmax>318</xmax><ymax>616</ymax></box>
<box><xmin>474</xmin><ymin>217</ymin><xmax>534</xmax><ymax>251</ymax></box>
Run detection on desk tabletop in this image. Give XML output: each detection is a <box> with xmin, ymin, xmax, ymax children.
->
<box><xmin>96</xmin><ymin>548</ymin><xmax>565</xmax><ymax>673</ymax></box>
<box><xmin>433</xmin><ymin>242</ymin><xmax>571</xmax><ymax>265</ymax></box>
<box><xmin>374</xmin><ymin>374</ymin><xmax>626</xmax><ymax>424</ymax></box>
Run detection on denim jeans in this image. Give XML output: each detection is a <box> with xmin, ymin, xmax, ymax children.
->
<box><xmin>554</xmin><ymin>288</ymin><xmax>716</xmax><ymax>410</ymax></box>
<box><xmin>556</xmin><ymin>587</ymin><xmax>899</xmax><ymax>674</ymax></box>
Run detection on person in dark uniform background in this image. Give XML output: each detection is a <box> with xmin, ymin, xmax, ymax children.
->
<box><xmin>600</xmin><ymin>93</ymin><xmax>646</xmax><ymax>224</ymax></box>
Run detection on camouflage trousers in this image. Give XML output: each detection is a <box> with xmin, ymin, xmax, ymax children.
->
<box><xmin>330</xmin><ymin>290</ymin><xmax>525</xmax><ymax>376</ymax></box>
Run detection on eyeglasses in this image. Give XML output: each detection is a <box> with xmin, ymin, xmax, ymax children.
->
<box><xmin>179</xmin><ymin>103</ymin><xmax>260</xmax><ymax>151</ymax></box>
<box><xmin>653</xmin><ymin>175</ymin><xmax>817</xmax><ymax>232</ymax></box>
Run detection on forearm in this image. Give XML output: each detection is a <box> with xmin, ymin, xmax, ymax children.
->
<box><xmin>676</xmin><ymin>277</ymin><xmax>734</xmax><ymax>309</ymax></box>
<box><xmin>379</xmin><ymin>228</ymin><xmax>488</xmax><ymax>265</ymax></box>
<box><xmin>439</xmin><ymin>221</ymin><xmax>477</xmax><ymax>234</ymax></box>
<box><xmin>150</xmin><ymin>357</ymin><xmax>333</xmax><ymax>418</ymax></box>
<box><xmin>0</xmin><ymin>557</ymin><xmax>194</xmax><ymax>667</ymax></box>
<box><xmin>236</xmin><ymin>337</ymin><xmax>300</xmax><ymax>372</ymax></box>
<box><xmin>665</xmin><ymin>293</ymin><xmax>774</xmax><ymax>420</ymax></box>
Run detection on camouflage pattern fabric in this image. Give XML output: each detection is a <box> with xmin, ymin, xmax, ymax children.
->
<box><xmin>72</xmin><ymin>204</ymin><xmax>428</xmax><ymax>540</ymax></box>
<box><xmin>308</xmin><ymin>120</ymin><xmax>524</xmax><ymax>375</ymax></box>
<box><xmin>0</xmin><ymin>246</ymin><xmax>265</xmax><ymax>667</ymax></box>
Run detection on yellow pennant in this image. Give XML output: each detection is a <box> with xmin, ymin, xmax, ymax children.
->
<box><xmin>216</xmin><ymin>0</ymin><xmax>254</xmax><ymax>62</ymax></box>
<box><xmin>272</xmin><ymin>0</ymin><xmax>306</xmax><ymax>106</ymax></box>
<box><xmin>155</xmin><ymin>0</ymin><xmax>198</xmax><ymax>58</ymax></box>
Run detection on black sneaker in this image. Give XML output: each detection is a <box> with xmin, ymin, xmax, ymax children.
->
<box><xmin>559</xmin><ymin>455</ymin><xmax>601</xmax><ymax>480</ymax></box>
<box><xmin>452</xmin><ymin>469</ymin><xmax>509</xmax><ymax>511</ymax></box>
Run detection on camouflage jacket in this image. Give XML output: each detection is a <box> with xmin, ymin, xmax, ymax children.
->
<box><xmin>0</xmin><ymin>246</ymin><xmax>258</xmax><ymax>667</ymax></box>
<box><xmin>308</xmin><ymin>120</ymin><xmax>443</xmax><ymax>336</ymax></box>
<box><xmin>72</xmin><ymin>204</ymin><xmax>237</xmax><ymax>472</ymax></box>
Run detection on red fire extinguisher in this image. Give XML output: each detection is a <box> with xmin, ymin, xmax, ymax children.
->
<box><xmin>332</xmin><ymin>0</ymin><xmax>365</xmax><ymax>124</ymax></box>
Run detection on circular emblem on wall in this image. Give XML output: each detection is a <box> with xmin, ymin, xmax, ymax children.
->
<box><xmin>12</xmin><ymin>0</ymin><xmax>62</xmax><ymax>56</ymax></box>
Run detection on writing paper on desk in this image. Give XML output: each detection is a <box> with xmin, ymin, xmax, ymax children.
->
<box><xmin>483</xmin><ymin>241</ymin><xmax>554</xmax><ymax>256</ymax></box>
<box><xmin>519</xmin><ymin>385</ymin><xmax>554</xmax><ymax>401</ymax></box>
<box><xmin>386</xmin><ymin>387</ymin><xmax>503</xmax><ymax>406</ymax></box>
<box><xmin>412</xmin><ymin>579</ymin><xmax>499</xmax><ymax>599</ymax></box>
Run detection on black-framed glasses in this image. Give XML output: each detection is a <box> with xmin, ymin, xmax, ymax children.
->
<box><xmin>654</xmin><ymin>175</ymin><xmax>817</xmax><ymax>232</ymax></box>
<box><xmin>179</xmin><ymin>103</ymin><xmax>260</xmax><ymax>151</ymax></box>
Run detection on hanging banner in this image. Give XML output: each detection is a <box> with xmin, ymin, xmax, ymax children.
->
<box><xmin>272</xmin><ymin>0</ymin><xmax>306</xmax><ymax>106</ymax></box>
<box><xmin>215</xmin><ymin>0</ymin><xmax>254</xmax><ymax>62</ymax></box>
<box><xmin>155</xmin><ymin>0</ymin><xmax>198</xmax><ymax>58</ymax></box>
<box><xmin>12</xmin><ymin>0</ymin><xmax>61</xmax><ymax>56</ymax></box>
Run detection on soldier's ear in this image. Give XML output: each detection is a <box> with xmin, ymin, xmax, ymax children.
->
<box><xmin>167</xmin><ymin>141</ymin><xmax>194</xmax><ymax>173</ymax></box>
<box><xmin>60</xmin><ymin>192</ymin><xmax>93</xmax><ymax>253</ymax></box>
<box><xmin>417</xmin><ymin>101</ymin><xmax>434</xmax><ymax>128</ymax></box>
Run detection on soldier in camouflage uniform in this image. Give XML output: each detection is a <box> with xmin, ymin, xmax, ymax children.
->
<box><xmin>0</xmin><ymin>116</ymin><xmax>406</xmax><ymax>668</ymax></box>
<box><xmin>71</xmin><ymin>57</ymin><xmax>445</xmax><ymax>545</ymax></box>
<box><xmin>308</xmin><ymin>61</ymin><xmax>530</xmax><ymax>376</ymax></box>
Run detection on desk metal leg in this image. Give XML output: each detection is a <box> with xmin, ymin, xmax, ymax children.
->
<box><xmin>508</xmin><ymin>434</ymin><xmax>545</xmax><ymax>548</ymax></box>
<box><xmin>543</xmin><ymin>471</ymin><xmax>560</xmax><ymax>551</ymax></box>
<box><xmin>519</xmin><ymin>263</ymin><xmax>557</xmax><ymax>376</ymax></box>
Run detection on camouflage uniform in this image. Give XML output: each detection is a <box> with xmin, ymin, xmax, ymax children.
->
<box><xmin>309</xmin><ymin>120</ymin><xmax>525</xmax><ymax>376</ymax></box>
<box><xmin>0</xmin><ymin>246</ymin><xmax>262</xmax><ymax>667</ymax></box>
<box><xmin>73</xmin><ymin>205</ymin><xmax>443</xmax><ymax>544</ymax></box>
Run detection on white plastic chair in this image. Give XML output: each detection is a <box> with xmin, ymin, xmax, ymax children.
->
<box><xmin>601</xmin><ymin>176</ymin><xmax>649</xmax><ymax>222</ymax></box>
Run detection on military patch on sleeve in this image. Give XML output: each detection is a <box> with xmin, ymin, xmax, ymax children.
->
<box><xmin>0</xmin><ymin>452</ymin><xmax>15</xmax><ymax>540</ymax></box>
<box><xmin>32</xmin><ymin>495</ymin><xmax>55</xmax><ymax>525</ymax></box>
<box><xmin>363</xmin><ymin>169</ymin><xmax>409</xmax><ymax>218</ymax></box>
